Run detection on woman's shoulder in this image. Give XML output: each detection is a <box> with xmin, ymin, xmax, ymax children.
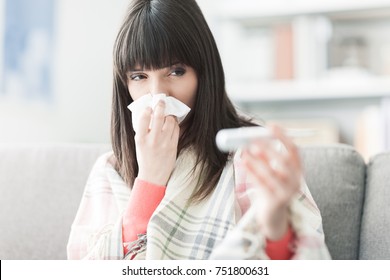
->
<box><xmin>86</xmin><ymin>151</ymin><xmax>128</xmax><ymax>190</ymax></box>
<box><xmin>88</xmin><ymin>151</ymin><xmax>120</xmax><ymax>179</ymax></box>
<box><xmin>92</xmin><ymin>151</ymin><xmax>116</xmax><ymax>168</ymax></box>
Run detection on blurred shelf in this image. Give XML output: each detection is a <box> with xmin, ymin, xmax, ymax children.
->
<box><xmin>227</xmin><ymin>77</ymin><xmax>390</xmax><ymax>103</ymax></box>
<box><xmin>216</xmin><ymin>0</ymin><xmax>390</xmax><ymax>23</ymax></box>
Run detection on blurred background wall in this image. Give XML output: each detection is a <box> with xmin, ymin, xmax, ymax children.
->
<box><xmin>0</xmin><ymin>0</ymin><xmax>130</xmax><ymax>143</ymax></box>
<box><xmin>1</xmin><ymin>0</ymin><xmax>390</xmax><ymax>161</ymax></box>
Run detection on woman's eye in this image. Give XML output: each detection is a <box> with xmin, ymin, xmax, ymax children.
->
<box><xmin>170</xmin><ymin>67</ymin><xmax>186</xmax><ymax>76</ymax></box>
<box><xmin>130</xmin><ymin>74</ymin><xmax>146</xmax><ymax>81</ymax></box>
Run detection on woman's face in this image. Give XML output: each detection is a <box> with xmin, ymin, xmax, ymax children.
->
<box><xmin>126</xmin><ymin>63</ymin><xmax>198</xmax><ymax>109</ymax></box>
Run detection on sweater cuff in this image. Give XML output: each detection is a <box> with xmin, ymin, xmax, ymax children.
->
<box><xmin>265</xmin><ymin>226</ymin><xmax>294</xmax><ymax>260</ymax></box>
<box><xmin>134</xmin><ymin>178</ymin><xmax>167</xmax><ymax>190</ymax></box>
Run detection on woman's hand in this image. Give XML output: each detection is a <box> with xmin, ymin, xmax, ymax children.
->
<box><xmin>241</xmin><ymin>125</ymin><xmax>301</xmax><ymax>240</ymax></box>
<box><xmin>134</xmin><ymin>100</ymin><xmax>180</xmax><ymax>186</ymax></box>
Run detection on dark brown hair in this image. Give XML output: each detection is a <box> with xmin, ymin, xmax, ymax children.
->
<box><xmin>111</xmin><ymin>0</ymin><xmax>255</xmax><ymax>202</ymax></box>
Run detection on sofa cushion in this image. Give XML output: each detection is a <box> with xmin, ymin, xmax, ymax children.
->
<box><xmin>300</xmin><ymin>144</ymin><xmax>366</xmax><ymax>259</ymax></box>
<box><xmin>359</xmin><ymin>152</ymin><xmax>390</xmax><ymax>259</ymax></box>
<box><xmin>0</xmin><ymin>144</ymin><xmax>111</xmax><ymax>260</ymax></box>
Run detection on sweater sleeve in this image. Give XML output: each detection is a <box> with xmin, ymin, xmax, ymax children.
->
<box><xmin>122</xmin><ymin>178</ymin><xmax>166</xmax><ymax>255</ymax></box>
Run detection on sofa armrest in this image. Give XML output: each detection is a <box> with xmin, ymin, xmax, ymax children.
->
<box><xmin>360</xmin><ymin>152</ymin><xmax>390</xmax><ymax>259</ymax></box>
<box><xmin>300</xmin><ymin>144</ymin><xmax>366</xmax><ymax>260</ymax></box>
<box><xmin>0</xmin><ymin>143</ymin><xmax>111</xmax><ymax>260</ymax></box>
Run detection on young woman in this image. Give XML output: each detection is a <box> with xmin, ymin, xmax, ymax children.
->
<box><xmin>67</xmin><ymin>0</ymin><xmax>330</xmax><ymax>260</ymax></box>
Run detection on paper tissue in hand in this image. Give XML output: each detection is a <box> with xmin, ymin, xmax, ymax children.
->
<box><xmin>127</xmin><ymin>93</ymin><xmax>191</xmax><ymax>132</ymax></box>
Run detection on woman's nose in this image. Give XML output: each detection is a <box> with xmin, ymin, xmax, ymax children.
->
<box><xmin>149</xmin><ymin>79</ymin><xmax>169</xmax><ymax>96</ymax></box>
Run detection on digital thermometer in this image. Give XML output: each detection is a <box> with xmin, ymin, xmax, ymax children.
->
<box><xmin>216</xmin><ymin>126</ymin><xmax>315</xmax><ymax>152</ymax></box>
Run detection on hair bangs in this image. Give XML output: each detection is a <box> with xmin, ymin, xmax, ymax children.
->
<box><xmin>115</xmin><ymin>8</ymin><xmax>197</xmax><ymax>83</ymax></box>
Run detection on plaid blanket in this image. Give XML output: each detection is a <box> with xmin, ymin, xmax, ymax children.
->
<box><xmin>67</xmin><ymin>148</ymin><xmax>331</xmax><ymax>260</ymax></box>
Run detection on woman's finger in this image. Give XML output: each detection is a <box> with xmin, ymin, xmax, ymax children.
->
<box><xmin>242</xmin><ymin>149</ymin><xmax>279</xmax><ymax>192</ymax></box>
<box><xmin>171</xmin><ymin>121</ymin><xmax>180</xmax><ymax>146</ymax></box>
<box><xmin>162</xmin><ymin>115</ymin><xmax>178</xmax><ymax>138</ymax></box>
<box><xmin>136</xmin><ymin>107</ymin><xmax>153</xmax><ymax>138</ymax></box>
<box><xmin>269</xmin><ymin>124</ymin><xmax>302</xmax><ymax>172</ymax></box>
<box><xmin>150</xmin><ymin>100</ymin><xmax>166</xmax><ymax>135</ymax></box>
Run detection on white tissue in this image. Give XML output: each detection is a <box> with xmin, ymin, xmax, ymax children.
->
<box><xmin>127</xmin><ymin>93</ymin><xmax>191</xmax><ymax>132</ymax></box>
